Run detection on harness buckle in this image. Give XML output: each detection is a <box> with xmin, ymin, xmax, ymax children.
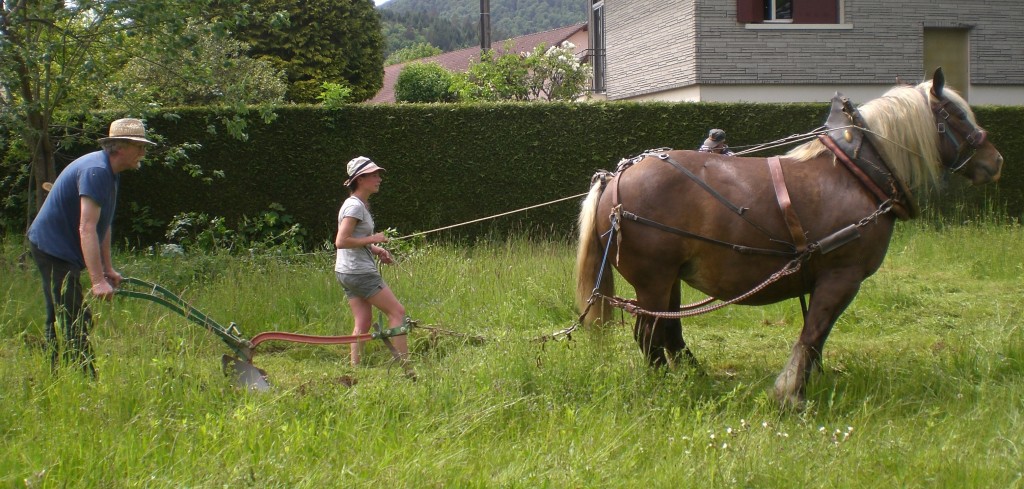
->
<box><xmin>967</xmin><ymin>130</ymin><xmax>987</xmax><ymax>147</ymax></box>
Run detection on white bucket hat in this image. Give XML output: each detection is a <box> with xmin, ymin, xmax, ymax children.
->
<box><xmin>98</xmin><ymin>118</ymin><xmax>156</xmax><ymax>145</ymax></box>
<box><xmin>345</xmin><ymin>156</ymin><xmax>385</xmax><ymax>186</ymax></box>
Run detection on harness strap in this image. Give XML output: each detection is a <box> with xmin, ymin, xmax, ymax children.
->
<box><xmin>766</xmin><ymin>156</ymin><xmax>807</xmax><ymax>252</ymax></box>
<box><xmin>820</xmin><ymin>135</ymin><xmax>891</xmax><ymax>204</ymax></box>
<box><xmin>620</xmin><ymin>210</ymin><xmax>795</xmax><ymax>257</ymax></box>
<box><xmin>658</xmin><ymin>153</ymin><xmax>791</xmax><ymax>244</ymax></box>
<box><xmin>658</xmin><ymin>153</ymin><xmax>748</xmax><ymax>216</ymax></box>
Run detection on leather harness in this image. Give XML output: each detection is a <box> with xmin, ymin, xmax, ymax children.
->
<box><xmin>820</xmin><ymin>92</ymin><xmax>915</xmax><ymax>219</ymax></box>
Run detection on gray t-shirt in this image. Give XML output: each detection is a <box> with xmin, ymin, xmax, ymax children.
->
<box><xmin>334</xmin><ymin>196</ymin><xmax>378</xmax><ymax>274</ymax></box>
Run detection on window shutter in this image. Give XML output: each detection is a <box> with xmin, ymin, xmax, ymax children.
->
<box><xmin>793</xmin><ymin>0</ymin><xmax>837</xmax><ymax>23</ymax></box>
<box><xmin>736</xmin><ymin>0</ymin><xmax>764</xmax><ymax>23</ymax></box>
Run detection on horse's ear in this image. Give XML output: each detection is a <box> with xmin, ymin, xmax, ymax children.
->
<box><xmin>931</xmin><ymin>67</ymin><xmax>945</xmax><ymax>97</ymax></box>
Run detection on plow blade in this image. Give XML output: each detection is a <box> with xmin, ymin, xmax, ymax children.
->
<box><xmin>222</xmin><ymin>355</ymin><xmax>271</xmax><ymax>391</ymax></box>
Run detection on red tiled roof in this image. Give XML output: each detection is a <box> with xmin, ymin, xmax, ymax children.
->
<box><xmin>368</xmin><ymin>22</ymin><xmax>588</xmax><ymax>104</ymax></box>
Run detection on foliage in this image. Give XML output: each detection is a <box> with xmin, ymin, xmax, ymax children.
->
<box><xmin>165</xmin><ymin>212</ymin><xmax>236</xmax><ymax>252</ymax></box>
<box><xmin>233</xmin><ymin>0</ymin><xmax>385</xmax><ymax>103</ymax></box>
<box><xmin>385</xmin><ymin>42</ymin><xmax>443</xmax><ymax>66</ymax></box>
<box><xmin>317</xmin><ymin>82</ymin><xmax>354</xmax><ymax>109</ymax></box>
<box><xmin>459</xmin><ymin>44</ymin><xmax>531</xmax><ymax>101</ymax></box>
<box><xmin>99</xmin><ymin>21</ymin><xmax>287</xmax><ymax>110</ymax></box>
<box><xmin>378</xmin><ymin>0</ymin><xmax>586</xmax><ymax>57</ymax></box>
<box><xmin>379</xmin><ymin>8</ymin><xmax>479</xmax><ymax>56</ymax></box>
<box><xmin>0</xmin><ymin>0</ymin><xmax>280</xmax><ymax>240</ymax></box>
<box><xmin>394</xmin><ymin>62</ymin><xmax>460</xmax><ymax>103</ymax></box>
<box><xmin>2</xmin><ymin>226</ymin><xmax>1024</xmax><ymax>486</ymax></box>
<box><xmin>236</xmin><ymin>203</ymin><xmax>307</xmax><ymax>253</ymax></box>
<box><xmin>165</xmin><ymin>204</ymin><xmax>306</xmax><ymax>254</ymax></box>
<box><xmin>0</xmin><ymin>0</ymin><xmax>221</xmax><ymax>213</ymax></box>
<box><xmin>523</xmin><ymin>42</ymin><xmax>592</xmax><ymax>101</ymax></box>
<box><xmin>456</xmin><ymin>42</ymin><xmax>591</xmax><ymax>102</ymax></box>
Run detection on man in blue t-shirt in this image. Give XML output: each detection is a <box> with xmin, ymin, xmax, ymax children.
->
<box><xmin>27</xmin><ymin>118</ymin><xmax>155</xmax><ymax>377</ymax></box>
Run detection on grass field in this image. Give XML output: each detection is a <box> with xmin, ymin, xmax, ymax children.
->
<box><xmin>1</xmin><ymin>220</ymin><xmax>1023</xmax><ymax>487</ymax></box>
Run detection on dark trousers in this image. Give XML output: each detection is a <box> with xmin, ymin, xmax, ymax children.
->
<box><xmin>30</xmin><ymin>243</ymin><xmax>97</xmax><ymax>378</ymax></box>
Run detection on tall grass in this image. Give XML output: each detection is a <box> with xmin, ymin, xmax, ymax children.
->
<box><xmin>1</xmin><ymin>222</ymin><xmax>1023</xmax><ymax>488</ymax></box>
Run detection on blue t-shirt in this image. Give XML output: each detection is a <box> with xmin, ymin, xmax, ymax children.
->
<box><xmin>27</xmin><ymin>150</ymin><xmax>120</xmax><ymax>268</ymax></box>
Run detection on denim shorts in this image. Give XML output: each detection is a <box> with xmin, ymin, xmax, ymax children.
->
<box><xmin>335</xmin><ymin>272</ymin><xmax>386</xmax><ymax>299</ymax></box>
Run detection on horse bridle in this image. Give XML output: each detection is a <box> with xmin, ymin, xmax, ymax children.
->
<box><xmin>926</xmin><ymin>90</ymin><xmax>988</xmax><ymax>173</ymax></box>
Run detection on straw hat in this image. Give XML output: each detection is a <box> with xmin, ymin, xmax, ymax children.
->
<box><xmin>98</xmin><ymin>118</ymin><xmax>156</xmax><ymax>145</ymax></box>
<box><xmin>345</xmin><ymin>156</ymin><xmax>386</xmax><ymax>186</ymax></box>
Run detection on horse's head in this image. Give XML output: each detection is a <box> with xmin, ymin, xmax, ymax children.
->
<box><xmin>922</xmin><ymin>68</ymin><xmax>1004</xmax><ymax>185</ymax></box>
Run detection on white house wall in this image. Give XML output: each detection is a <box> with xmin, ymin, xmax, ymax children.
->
<box><xmin>603</xmin><ymin>0</ymin><xmax>1024</xmax><ymax>104</ymax></box>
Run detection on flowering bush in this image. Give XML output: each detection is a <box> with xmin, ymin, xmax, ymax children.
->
<box><xmin>458</xmin><ymin>41</ymin><xmax>592</xmax><ymax>102</ymax></box>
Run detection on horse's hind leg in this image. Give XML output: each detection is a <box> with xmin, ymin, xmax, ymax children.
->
<box><xmin>634</xmin><ymin>280</ymin><xmax>700</xmax><ymax>370</ymax></box>
<box><xmin>774</xmin><ymin>272</ymin><xmax>861</xmax><ymax>409</ymax></box>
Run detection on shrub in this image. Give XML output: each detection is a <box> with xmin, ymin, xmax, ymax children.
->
<box><xmin>394</xmin><ymin>62</ymin><xmax>459</xmax><ymax>103</ymax></box>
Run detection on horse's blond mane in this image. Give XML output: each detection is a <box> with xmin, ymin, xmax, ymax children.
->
<box><xmin>786</xmin><ymin>80</ymin><xmax>974</xmax><ymax>192</ymax></box>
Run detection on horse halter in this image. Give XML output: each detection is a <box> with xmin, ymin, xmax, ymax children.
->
<box><xmin>927</xmin><ymin>92</ymin><xmax>988</xmax><ymax>173</ymax></box>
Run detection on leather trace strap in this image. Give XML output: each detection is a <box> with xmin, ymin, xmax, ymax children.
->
<box><xmin>657</xmin><ymin>152</ymin><xmax>748</xmax><ymax>216</ymax></box>
<box><xmin>619</xmin><ymin>210</ymin><xmax>795</xmax><ymax>257</ymax></box>
<box><xmin>766</xmin><ymin>156</ymin><xmax>807</xmax><ymax>252</ymax></box>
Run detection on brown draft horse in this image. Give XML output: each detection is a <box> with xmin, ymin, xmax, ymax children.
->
<box><xmin>575</xmin><ymin>69</ymin><xmax>1004</xmax><ymax>408</ymax></box>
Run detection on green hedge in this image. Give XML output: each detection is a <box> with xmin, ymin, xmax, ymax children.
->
<box><xmin>12</xmin><ymin>101</ymin><xmax>1024</xmax><ymax>247</ymax></box>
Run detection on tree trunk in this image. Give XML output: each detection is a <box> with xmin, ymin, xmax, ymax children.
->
<box><xmin>27</xmin><ymin>113</ymin><xmax>58</xmax><ymax>211</ymax></box>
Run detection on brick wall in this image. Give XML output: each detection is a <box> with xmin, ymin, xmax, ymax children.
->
<box><xmin>604</xmin><ymin>0</ymin><xmax>697</xmax><ymax>99</ymax></box>
<box><xmin>603</xmin><ymin>0</ymin><xmax>1023</xmax><ymax>100</ymax></box>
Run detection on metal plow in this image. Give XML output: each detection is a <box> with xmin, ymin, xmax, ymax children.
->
<box><xmin>116</xmin><ymin>278</ymin><xmax>271</xmax><ymax>390</ymax></box>
<box><xmin>116</xmin><ymin>278</ymin><xmax>415</xmax><ymax>390</ymax></box>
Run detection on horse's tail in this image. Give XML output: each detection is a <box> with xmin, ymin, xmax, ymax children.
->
<box><xmin>575</xmin><ymin>175</ymin><xmax>615</xmax><ymax>326</ymax></box>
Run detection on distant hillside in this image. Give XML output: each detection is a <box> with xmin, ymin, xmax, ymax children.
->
<box><xmin>378</xmin><ymin>0</ymin><xmax>586</xmax><ymax>56</ymax></box>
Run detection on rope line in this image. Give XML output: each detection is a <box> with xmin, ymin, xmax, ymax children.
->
<box><xmin>392</xmin><ymin>192</ymin><xmax>588</xmax><ymax>241</ymax></box>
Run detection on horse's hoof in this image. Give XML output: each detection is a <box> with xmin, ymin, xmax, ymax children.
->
<box><xmin>773</xmin><ymin>389</ymin><xmax>806</xmax><ymax>411</ymax></box>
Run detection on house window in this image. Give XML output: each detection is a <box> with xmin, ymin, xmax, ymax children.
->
<box><xmin>590</xmin><ymin>0</ymin><xmax>606</xmax><ymax>92</ymax></box>
<box><xmin>738</xmin><ymin>0</ymin><xmax>839</xmax><ymax>24</ymax></box>
<box><xmin>764</xmin><ymin>0</ymin><xmax>792</xmax><ymax>22</ymax></box>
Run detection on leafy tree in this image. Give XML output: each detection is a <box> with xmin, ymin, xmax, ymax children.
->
<box><xmin>0</xmin><ymin>0</ymin><xmax>224</xmax><ymax>213</ymax></box>
<box><xmin>100</xmin><ymin>21</ymin><xmax>287</xmax><ymax>110</ymax></box>
<box><xmin>394</xmin><ymin>62</ymin><xmax>459</xmax><ymax>103</ymax></box>
<box><xmin>234</xmin><ymin>0</ymin><xmax>385</xmax><ymax>103</ymax></box>
<box><xmin>378</xmin><ymin>0</ymin><xmax>584</xmax><ymax>54</ymax></box>
<box><xmin>385</xmin><ymin>42</ymin><xmax>442</xmax><ymax>66</ymax></box>
<box><xmin>379</xmin><ymin>8</ymin><xmax>477</xmax><ymax>56</ymax></box>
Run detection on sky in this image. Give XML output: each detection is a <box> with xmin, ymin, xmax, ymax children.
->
<box><xmin>375</xmin><ymin>0</ymin><xmax>389</xmax><ymax>5</ymax></box>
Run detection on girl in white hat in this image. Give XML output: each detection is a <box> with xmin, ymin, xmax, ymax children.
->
<box><xmin>334</xmin><ymin>156</ymin><xmax>411</xmax><ymax>368</ymax></box>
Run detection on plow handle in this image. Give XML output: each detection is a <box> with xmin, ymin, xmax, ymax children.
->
<box><xmin>115</xmin><ymin>277</ymin><xmax>254</xmax><ymax>361</ymax></box>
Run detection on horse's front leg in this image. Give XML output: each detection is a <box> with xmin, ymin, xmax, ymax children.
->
<box><xmin>774</xmin><ymin>271</ymin><xmax>862</xmax><ymax>409</ymax></box>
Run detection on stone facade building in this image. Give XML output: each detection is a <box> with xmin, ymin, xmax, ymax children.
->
<box><xmin>588</xmin><ymin>0</ymin><xmax>1024</xmax><ymax>104</ymax></box>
